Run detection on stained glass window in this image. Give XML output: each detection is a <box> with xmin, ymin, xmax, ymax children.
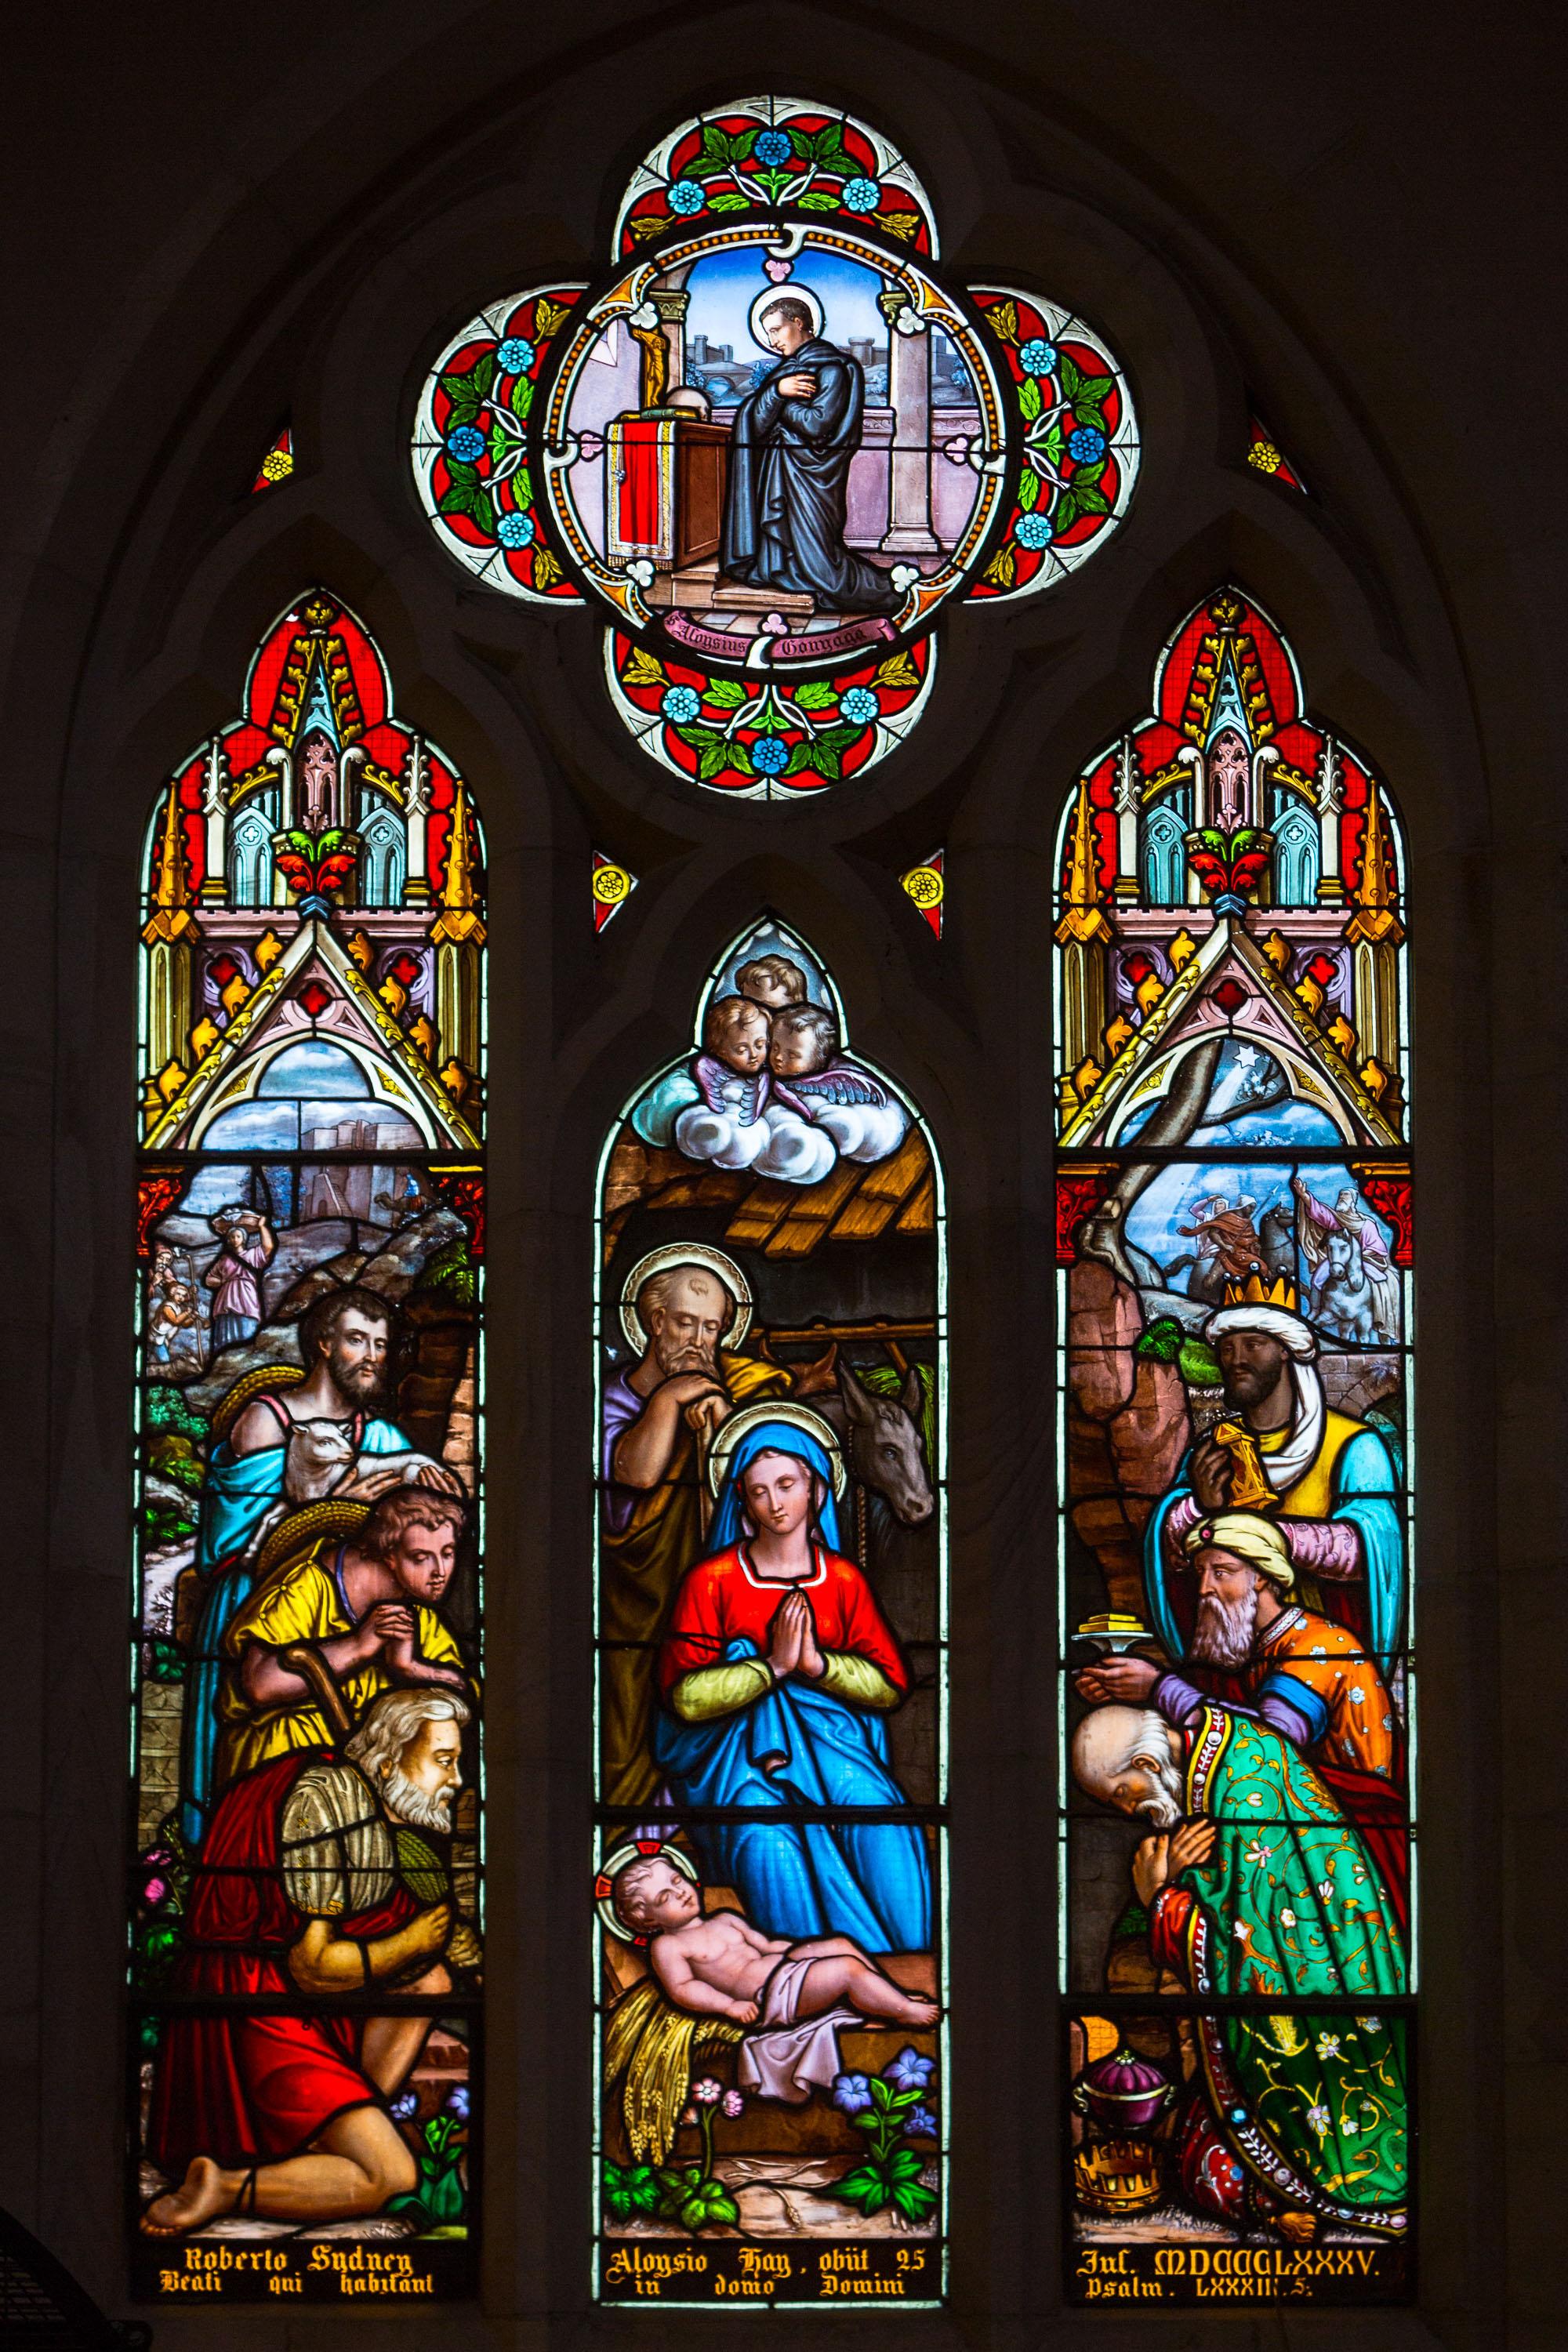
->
<box><xmin>412</xmin><ymin>97</ymin><xmax>1137</xmax><ymax>796</ymax></box>
<box><xmin>130</xmin><ymin>590</ymin><xmax>486</xmax><ymax>2303</ymax></box>
<box><xmin>594</xmin><ymin>922</ymin><xmax>946</xmax><ymax>2305</ymax></box>
<box><xmin>1055</xmin><ymin>589</ymin><xmax>1413</xmax><ymax>2305</ymax></box>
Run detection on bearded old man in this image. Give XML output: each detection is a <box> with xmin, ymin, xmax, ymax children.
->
<box><xmin>179</xmin><ymin>1287</ymin><xmax>463</xmax><ymax>1845</ymax></box>
<box><xmin>1144</xmin><ymin>1283</ymin><xmax>1403</xmax><ymax>1666</ymax></box>
<box><xmin>1079</xmin><ymin>1508</ymin><xmax>1405</xmax><ymax>1927</ymax></box>
<box><xmin>601</xmin><ymin>1254</ymin><xmax>789</xmax><ymax>1805</ymax></box>
<box><xmin>719</xmin><ymin>296</ymin><xmax>900</xmax><ymax>616</ymax></box>
<box><xmin>143</xmin><ymin>1689</ymin><xmax>474</xmax><ymax>2238</ymax></box>
<box><xmin>1073</xmin><ymin>1702</ymin><xmax>1408</xmax><ymax>2248</ymax></box>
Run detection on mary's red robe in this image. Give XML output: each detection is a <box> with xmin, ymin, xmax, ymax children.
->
<box><xmin>147</xmin><ymin>1750</ymin><xmax>419</xmax><ymax>2174</ymax></box>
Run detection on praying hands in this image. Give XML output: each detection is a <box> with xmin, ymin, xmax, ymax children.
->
<box><xmin>765</xmin><ymin>1586</ymin><xmax>826</xmax><ymax>1682</ymax></box>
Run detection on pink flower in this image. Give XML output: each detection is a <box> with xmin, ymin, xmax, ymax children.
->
<box><xmin>722</xmin><ymin>2089</ymin><xmax>745</xmax><ymax>2118</ymax></box>
<box><xmin>692</xmin><ymin>2078</ymin><xmax>722</xmax><ymax>2106</ymax></box>
<box><xmin>143</xmin><ymin>1877</ymin><xmax>169</xmax><ymax>1908</ymax></box>
<box><xmin>763</xmin><ymin>257</ymin><xmax>793</xmax><ymax>283</ymax></box>
<box><xmin>678</xmin><ymin>2107</ymin><xmax>698</xmax><ymax>2128</ymax></box>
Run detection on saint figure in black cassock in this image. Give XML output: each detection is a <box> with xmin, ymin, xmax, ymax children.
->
<box><xmin>719</xmin><ymin>296</ymin><xmax>900</xmax><ymax>615</ymax></box>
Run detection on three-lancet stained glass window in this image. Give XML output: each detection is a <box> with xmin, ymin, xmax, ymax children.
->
<box><xmin>594</xmin><ymin>924</ymin><xmax>946</xmax><ymax>2303</ymax></box>
<box><xmin>131</xmin><ymin>591</ymin><xmax>487</xmax><ymax>2302</ymax></box>
<box><xmin>1055</xmin><ymin>590</ymin><xmax>1413</xmax><ymax>2304</ymax></box>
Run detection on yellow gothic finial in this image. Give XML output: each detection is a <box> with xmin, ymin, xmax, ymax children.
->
<box><xmin>1345</xmin><ymin>782</ymin><xmax>1404</xmax><ymax>946</ymax></box>
<box><xmin>141</xmin><ymin>784</ymin><xmax>200</xmax><ymax>946</ymax></box>
<box><xmin>430</xmin><ymin>783</ymin><xmax>486</xmax><ymax>948</ymax></box>
<box><xmin>1054</xmin><ymin>777</ymin><xmax>1114</xmax><ymax>946</ymax></box>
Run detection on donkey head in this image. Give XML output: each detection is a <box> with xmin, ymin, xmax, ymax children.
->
<box><xmin>835</xmin><ymin>1359</ymin><xmax>934</xmax><ymax>1526</ymax></box>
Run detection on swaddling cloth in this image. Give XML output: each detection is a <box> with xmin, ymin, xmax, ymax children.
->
<box><xmin>735</xmin><ymin>1955</ymin><xmax>860</xmax><ymax>2105</ymax></box>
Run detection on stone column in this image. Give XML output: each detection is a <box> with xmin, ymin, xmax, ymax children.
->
<box><xmin>877</xmin><ymin>292</ymin><xmax>938</xmax><ymax>555</ymax></box>
<box><xmin>652</xmin><ymin>288</ymin><xmax>689</xmax><ymax>394</ymax></box>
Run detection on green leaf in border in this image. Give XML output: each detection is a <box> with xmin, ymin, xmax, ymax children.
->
<box><xmin>1017</xmin><ymin>466</ymin><xmax>1040</xmax><ymax>513</ymax></box>
<box><xmin>797</xmin><ymin>189</ymin><xmax>841</xmax><ymax>211</ymax></box>
<box><xmin>790</xmin><ymin>680</ymin><xmax>837</xmax><ymax>710</ymax></box>
<box><xmin>1018</xmin><ymin>376</ymin><xmax>1042</xmax><ymax>423</ymax></box>
<box><xmin>704</xmin><ymin>677</ymin><xmax>748</xmax><ymax>708</ymax></box>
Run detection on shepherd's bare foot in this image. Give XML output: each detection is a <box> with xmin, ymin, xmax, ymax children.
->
<box><xmin>141</xmin><ymin>2156</ymin><xmax>238</xmax><ymax>2237</ymax></box>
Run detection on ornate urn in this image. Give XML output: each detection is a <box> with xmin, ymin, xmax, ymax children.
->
<box><xmin>1071</xmin><ymin>2049</ymin><xmax>1171</xmax><ymax>2216</ymax></box>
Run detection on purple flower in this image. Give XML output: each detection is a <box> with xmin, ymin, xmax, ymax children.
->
<box><xmin>1019</xmin><ymin>337</ymin><xmax>1058</xmax><ymax>376</ymax></box>
<box><xmin>750</xmin><ymin>735</ymin><xmax>789</xmax><ymax>775</ymax></box>
<box><xmin>390</xmin><ymin>2091</ymin><xmax>419</xmax><ymax>2121</ymax></box>
<box><xmin>840</xmin><ymin>686</ymin><xmax>880</xmax><ymax>724</ymax></box>
<box><xmin>841</xmin><ymin>176</ymin><xmax>883</xmax><ymax>215</ymax></box>
<box><xmin>497</xmin><ymin>336</ymin><xmax>535</xmax><ymax>375</ymax></box>
<box><xmin>905</xmin><ymin>2105</ymin><xmax>940</xmax><ymax>2139</ymax></box>
<box><xmin>884</xmin><ymin>2046</ymin><xmax>936</xmax><ymax>2095</ymax></box>
<box><xmin>667</xmin><ymin>178</ymin><xmax>706</xmax><ymax>216</ymax></box>
<box><xmin>722</xmin><ymin>2089</ymin><xmax>745</xmax><ymax>2118</ymax></box>
<box><xmin>497</xmin><ymin>511</ymin><xmax>534</xmax><ymax>550</ymax></box>
<box><xmin>446</xmin><ymin>424</ymin><xmax>485</xmax><ymax>463</ymax></box>
<box><xmin>832</xmin><ymin>2072</ymin><xmax>873</xmax><ymax>2115</ymax></box>
<box><xmin>446</xmin><ymin>2085</ymin><xmax>470</xmax><ymax>2120</ymax></box>
<box><xmin>753</xmin><ymin>130</ymin><xmax>793</xmax><ymax>167</ymax></box>
<box><xmin>692</xmin><ymin>2076</ymin><xmax>722</xmax><ymax>2105</ymax></box>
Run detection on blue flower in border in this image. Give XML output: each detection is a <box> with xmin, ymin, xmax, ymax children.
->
<box><xmin>831</xmin><ymin>2072</ymin><xmax>873</xmax><ymax>2114</ymax></box>
<box><xmin>661</xmin><ymin>684</ymin><xmax>702</xmax><ymax>724</ymax></box>
<box><xmin>667</xmin><ymin>178</ymin><xmax>706</xmax><ymax>216</ymax></box>
<box><xmin>753</xmin><ymin>129</ymin><xmax>793</xmax><ymax>168</ymax></box>
<box><xmin>497</xmin><ymin>336</ymin><xmax>535</xmax><ymax>375</ymax></box>
<box><xmin>840</xmin><ymin>686</ymin><xmax>880</xmax><ymax>725</ymax></box>
<box><xmin>841</xmin><ymin>176</ymin><xmax>883</xmax><ymax>214</ymax></box>
<box><xmin>1069</xmin><ymin>425</ymin><xmax>1107</xmax><ymax>463</ymax></box>
<box><xmin>1016</xmin><ymin>511</ymin><xmax>1054</xmax><ymax>550</ymax></box>
<box><xmin>750</xmin><ymin>735</ymin><xmax>790</xmax><ymax>774</ymax></box>
<box><xmin>884</xmin><ymin>2045</ymin><xmax>936</xmax><ymax>2094</ymax></box>
<box><xmin>497</xmin><ymin>511</ymin><xmax>534</xmax><ymax>550</ymax></box>
<box><xmin>446</xmin><ymin>424</ymin><xmax>485</xmax><ymax>463</ymax></box>
<box><xmin>1019</xmin><ymin>337</ymin><xmax>1059</xmax><ymax>376</ymax></box>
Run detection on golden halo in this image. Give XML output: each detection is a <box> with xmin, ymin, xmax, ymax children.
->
<box><xmin>706</xmin><ymin>1399</ymin><xmax>847</xmax><ymax>1501</ymax></box>
<box><xmin>749</xmin><ymin>283</ymin><xmax>824</xmax><ymax>351</ymax></box>
<box><xmin>619</xmin><ymin>1245</ymin><xmax>752</xmax><ymax>1355</ymax></box>
<box><xmin>595</xmin><ymin>1838</ymin><xmax>699</xmax><ymax>1945</ymax></box>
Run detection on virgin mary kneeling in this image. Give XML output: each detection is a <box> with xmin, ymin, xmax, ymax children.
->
<box><xmin>652</xmin><ymin>1410</ymin><xmax>931</xmax><ymax>1954</ymax></box>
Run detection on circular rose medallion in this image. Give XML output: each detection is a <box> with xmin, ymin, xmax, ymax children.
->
<box><xmin>541</xmin><ymin>223</ymin><xmax>1008</xmax><ymax>677</ymax></box>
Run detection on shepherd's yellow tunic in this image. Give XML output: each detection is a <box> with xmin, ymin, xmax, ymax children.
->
<box><xmin>217</xmin><ymin>1540</ymin><xmax>464</xmax><ymax>1784</ymax></box>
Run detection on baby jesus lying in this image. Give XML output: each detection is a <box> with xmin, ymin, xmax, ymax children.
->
<box><xmin>612</xmin><ymin>1853</ymin><xmax>938</xmax><ymax>2040</ymax></box>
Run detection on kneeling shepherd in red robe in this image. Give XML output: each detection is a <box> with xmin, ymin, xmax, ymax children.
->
<box><xmin>142</xmin><ymin>1687</ymin><xmax>473</xmax><ymax>2238</ymax></box>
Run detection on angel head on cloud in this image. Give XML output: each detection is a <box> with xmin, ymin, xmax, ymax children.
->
<box><xmin>630</xmin><ymin>927</ymin><xmax>910</xmax><ymax>1185</ymax></box>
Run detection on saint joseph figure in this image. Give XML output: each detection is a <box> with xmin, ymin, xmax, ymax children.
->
<box><xmin>720</xmin><ymin>296</ymin><xmax>900</xmax><ymax>615</ymax></box>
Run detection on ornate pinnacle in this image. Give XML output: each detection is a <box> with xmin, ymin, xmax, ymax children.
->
<box><xmin>1344</xmin><ymin>782</ymin><xmax>1404</xmax><ymax>946</ymax></box>
<box><xmin>1054</xmin><ymin>777</ymin><xmax>1115</xmax><ymax>946</ymax></box>
<box><xmin>141</xmin><ymin>783</ymin><xmax>200</xmax><ymax>945</ymax></box>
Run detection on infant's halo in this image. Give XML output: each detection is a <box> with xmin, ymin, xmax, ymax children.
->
<box><xmin>595</xmin><ymin>1837</ymin><xmax>699</xmax><ymax>1945</ymax></box>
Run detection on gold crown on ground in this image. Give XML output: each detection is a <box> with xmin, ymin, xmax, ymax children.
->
<box><xmin>1073</xmin><ymin>2139</ymin><xmax>1163</xmax><ymax>2215</ymax></box>
<box><xmin>1221</xmin><ymin>1270</ymin><xmax>1300</xmax><ymax>1312</ymax></box>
